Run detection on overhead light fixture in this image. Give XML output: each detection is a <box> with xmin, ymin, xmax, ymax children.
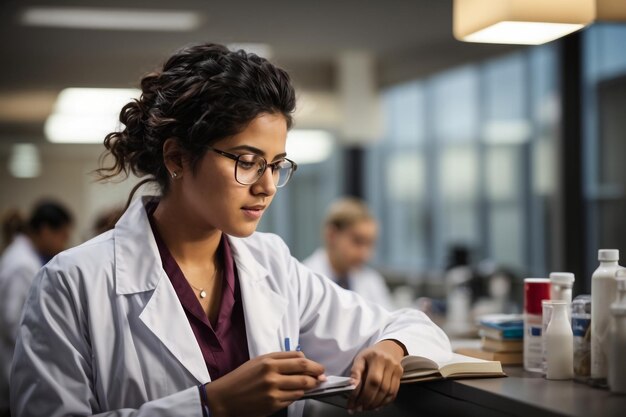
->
<box><xmin>8</xmin><ymin>143</ymin><xmax>41</xmax><ymax>178</ymax></box>
<box><xmin>21</xmin><ymin>7</ymin><xmax>201</xmax><ymax>31</ymax></box>
<box><xmin>453</xmin><ymin>0</ymin><xmax>595</xmax><ymax>45</ymax></box>
<box><xmin>597</xmin><ymin>0</ymin><xmax>626</xmax><ymax>20</ymax></box>
<box><xmin>45</xmin><ymin>88</ymin><xmax>140</xmax><ymax>144</ymax></box>
<box><xmin>286</xmin><ymin>130</ymin><xmax>334</xmax><ymax>164</ymax></box>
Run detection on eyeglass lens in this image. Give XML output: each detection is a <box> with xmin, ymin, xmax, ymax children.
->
<box><xmin>235</xmin><ymin>154</ymin><xmax>294</xmax><ymax>187</ymax></box>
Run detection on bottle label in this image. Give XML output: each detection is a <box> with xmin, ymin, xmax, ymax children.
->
<box><xmin>530</xmin><ymin>326</ymin><xmax>542</xmax><ymax>337</ymax></box>
<box><xmin>525</xmin><ymin>314</ymin><xmax>544</xmax><ymax>372</ymax></box>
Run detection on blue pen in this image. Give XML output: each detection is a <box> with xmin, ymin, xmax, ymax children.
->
<box><xmin>284</xmin><ymin>337</ymin><xmax>291</xmax><ymax>352</ymax></box>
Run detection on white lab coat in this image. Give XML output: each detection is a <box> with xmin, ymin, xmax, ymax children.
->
<box><xmin>0</xmin><ymin>234</ymin><xmax>43</xmax><ymax>415</ymax></box>
<box><xmin>303</xmin><ymin>248</ymin><xmax>395</xmax><ymax>311</ymax></box>
<box><xmin>10</xmin><ymin>196</ymin><xmax>451</xmax><ymax>417</ymax></box>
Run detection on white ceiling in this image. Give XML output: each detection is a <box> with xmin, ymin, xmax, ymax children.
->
<box><xmin>0</xmin><ymin>0</ymin><xmax>519</xmax><ymax>141</ymax></box>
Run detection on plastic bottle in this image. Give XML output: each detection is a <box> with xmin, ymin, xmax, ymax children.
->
<box><xmin>608</xmin><ymin>273</ymin><xmax>626</xmax><ymax>394</ymax></box>
<box><xmin>591</xmin><ymin>249</ymin><xmax>621</xmax><ymax>383</ymax></box>
<box><xmin>545</xmin><ymin>301</ymin><xmax>574</xmax><ymax>380</ymax></box>
<box><xmin>571</xmin><ymin>295</ymin><xmax>592</xmax><ymax>381</ymax></box>
<box><xmin>524</xmin><ymin>278</ymin><xmax>551</xmax><ymax>372</ymax></box>
<box><xmin>550</xmin><ymin>272</ymin><xmax>575</xmax><ymax>304</ymax></box>
<box><xmin>541</xmin><ymin>300</ymin><xmax>555</xmax><ymax>374</ymax></box>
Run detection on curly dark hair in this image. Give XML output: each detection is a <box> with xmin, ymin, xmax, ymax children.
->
<box><xmin>97</xmin><ymin>43</ymin><xmax>296</xmax><ymax>196</ymax></box>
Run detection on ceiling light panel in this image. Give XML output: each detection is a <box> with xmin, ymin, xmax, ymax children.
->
<box><xmin>21</xmin><ymin>7</ymin><xmax>202</xmax><ymax>31</ymax></box>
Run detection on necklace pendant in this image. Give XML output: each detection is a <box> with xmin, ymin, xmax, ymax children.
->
<box><xmin>199</xmin><ymin>290</ymin><xmax>207</xmax><ymax>299</ymax></box>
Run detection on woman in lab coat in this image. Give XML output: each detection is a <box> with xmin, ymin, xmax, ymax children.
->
<box><xmin>10</xmin><ymin>43</ymin><xmax>451</xmax><ymax>417</ymax></box>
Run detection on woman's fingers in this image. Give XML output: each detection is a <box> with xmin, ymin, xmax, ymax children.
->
<box><xmin>349</xmin><ymin>350</ymin><xmax>404</xmax><ymax>411</ymax></box>
<box><xmin>366</xmin><ymin>362</ymin><xmax>393</xmax><ymax>409</ymax></box>
<box><xmin>347</xmin><ymin>355</ymin><xmax>367</xmax><ymax>409</ymax></box>
<box><xmin>274</xmin><ymin>355</ymin><xmax>326</xmax><ymax>377</ymax></box>
<box><xmin>276</xmin><ymin>374</ymin><xmax>322</xmax><ymax>391</ymax></box>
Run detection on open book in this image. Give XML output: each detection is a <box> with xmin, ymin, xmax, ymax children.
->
<box><xmin>400</xmin><ymin>352</ymin><xmax>504</xmax><ymax>382</ymax></box>
<box><xmin>308</xmin><ymin>353</ymin><xmax>505</xmax><ymax>407</ymax></box>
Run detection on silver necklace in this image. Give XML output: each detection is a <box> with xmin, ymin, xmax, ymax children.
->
<box><xmin>188</xmin><ymin>267</ymin><xmax>218</xmax><ymax>299</ymax></box>
<box><xmin>189</xmin><ymin>282</ymin><xmax>207</xmax><ymax>299</ymax></box>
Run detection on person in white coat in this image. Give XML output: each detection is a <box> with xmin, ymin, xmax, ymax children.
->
<box><xmin>10</xmin><ymin>43</ymin><xmax>451</xmax><ymax>417</ymax></box>
<box><xmin>303</xmin><ymin>198</ymin><xmax>395</xmax><ymax>310</ymax></box>
<box><xmin>0</xmin><ymin>201</ymin><xmax>73</xmax><ymax>416</ymax></box>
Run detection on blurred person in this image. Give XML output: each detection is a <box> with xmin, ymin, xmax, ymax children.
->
<box><xmin>0</xmin><ymin>200</ymin><xmax>73</xmax><ymax>417</ymax></box>
<box><xmin>9</xmin><ymin>44</ymin><xmax>450</xmax><ymax>417</ymax></box>
<box><xmin>303</xmin><ymin>197</ymin><xmax>394</xmax><ymax>310</ymax></box>
<box><xmin>1</xmin><ymin>210</ymin><xmax>24</xmax><ymax>252</ymax></box>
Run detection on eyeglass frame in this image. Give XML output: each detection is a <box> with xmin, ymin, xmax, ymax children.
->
<box><xmin>207</xmin><ymin>146</ymin><xmax>298</xmax><ymax>188</ymax></box>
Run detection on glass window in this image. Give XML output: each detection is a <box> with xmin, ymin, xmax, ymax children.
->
<box><xmin>481</xmin><ymin>53</ymin><xmax>528</xmax><ymax>273</ymax></box>
<box><xmin>431</xmin><ymin>66</ymin><xmax>480</xmax><ymax>144</ymax></box>
<box><xmin>431</xmin><ymin>67</ymin><xmax>480</xmax><ymax>268</ymax></box>
<box><xmin>365</xmin><ymin>43</ymin><xmax>560</xmax><ymax>281</ymax></box>
<box><xmin>366</xmin><ymin>81</ymin><xmax>428</xmax><ymax>270</ymax></box>
<box><xmin>583</xmin><ymin>24</ymin><xmax>626</xmax><ymax>278</ymax></box>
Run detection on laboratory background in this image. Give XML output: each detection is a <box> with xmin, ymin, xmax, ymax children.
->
<box><xmin>1</xmin><ymin>1</ymin><xmax>626</xmax><ymax>414</ymax></box>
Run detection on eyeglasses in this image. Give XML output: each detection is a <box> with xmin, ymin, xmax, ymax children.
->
<box><xmin>208</xmin><ymin>147</ymin><xmax>298</xmax><ymax>188</ymax></box>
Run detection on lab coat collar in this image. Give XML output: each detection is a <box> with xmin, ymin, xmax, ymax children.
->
<box><xmin>113</xmin><ymin>196</ymin><xmax>211</xmax><ymax>383</ymax></box>
<box><xmin>114</xmin><ymin>196</ymin><xmax>287</xmax><ymax>381</ymax></box>
<box><xmin>228</xmin><ymin>236</ymin><xmax>288</xmax><ymax>358</ymax></box>
<box><xmin>114</xmin><ymin>196</ymin><xmax>163</xmax><ymax>295</ymax></box>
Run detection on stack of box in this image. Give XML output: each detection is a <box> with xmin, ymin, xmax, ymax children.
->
<box><xmin>456</xmin><ymin>315</ymin><xmax>524</xmax><ymax>365</ymax></box>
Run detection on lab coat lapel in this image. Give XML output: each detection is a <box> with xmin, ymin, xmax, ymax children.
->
<box><xmin>115</xmin><ymin>197</ymin><xmax>210</xmax><ymax>384</ymax></box>
<box><xmin>229</xmin><ymin>237</ymin><xmax>288</xmax><ymax>358</ymax></box>
<box><xmin>139</xmin><ymin>273</ymin><xmax>211</xmax><ymax>383</ymax></box>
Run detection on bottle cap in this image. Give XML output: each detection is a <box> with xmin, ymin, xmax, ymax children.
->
<box><xmin>616</xmin><ymin>268</ymin><xmax>626</xmax><ymax>278</ymax></box>
<box><xmin>598</xmin><ymin>249</ymin><xmax>619</xmax><ymax>261</ymax></box>
<box><xmin>549</xmin><ymin>272</ymin><xmax>575</xmax><ymax>286</ymax></box>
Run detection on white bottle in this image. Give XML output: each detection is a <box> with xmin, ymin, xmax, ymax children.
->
<box><xmin>546</xmin><ymin>301</ymin><xmax>574</xmax><ymax>380</ymax></box>
<box><xmin>549</xmin><ymin>272</ymin><xmax>575</xmax><ymax>303</ymax></box>
<box><xmin>591</xmin><ymin>249</ymin><xmax>621</xmax><ymax>382</ymax></box>
<box><xmin>608</xmin><ymin>274</ymin><xmax>626</xmax><ymax>394</ymax></box>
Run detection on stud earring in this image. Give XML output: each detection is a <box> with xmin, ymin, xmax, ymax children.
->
<box><xmin>170</xmin><ymin>171</ymin><xmax>178</xmax><ymax>179</ymax></box>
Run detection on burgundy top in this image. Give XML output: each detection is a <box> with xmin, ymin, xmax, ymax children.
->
<box><xmin>148</xmin><ymin>205</ymin><xmax>250</xmax><ymax>380</ymax></box>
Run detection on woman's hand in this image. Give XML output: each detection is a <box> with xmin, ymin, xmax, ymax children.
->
<box><xmin>347</xmin><ymin>340</ymin><xmax>406</xmax><ymax>412</ymax></box>
<box><xmin>204</xmin><ymin>351</ymin><xmax>326</xmax><ymax>417</ymax></box>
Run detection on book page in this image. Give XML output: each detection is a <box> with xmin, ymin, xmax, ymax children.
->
<box><xmin>400</xmin><ymin>355</ymin><xmax>439</xmax><ymax>373</ymax></box>
<box><xmin>437</xmin><ymin>353</ymin><xmax>504</xmax><ymax>378</ymax></box>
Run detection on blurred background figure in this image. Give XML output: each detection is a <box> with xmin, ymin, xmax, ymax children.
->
<box><xmin>0</xmin><ymin>199</ymin><xmax>73</xmax><ymax>416</ymax></box>
<box><xmin>1</xmin><ymin>209</ymin><xmax>24</xmax><ymax>253</ymax></box>
<box><xmin>303</xmin><ymin>197</ymin><xmax>394</xmax><ymax>310</ymax></box>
